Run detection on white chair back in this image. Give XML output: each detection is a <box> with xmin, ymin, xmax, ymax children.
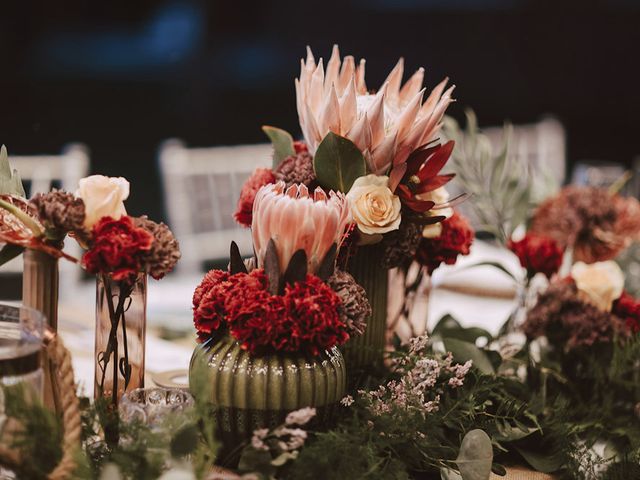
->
<box><xmin>483</xmin><ymin>116</ymin><xmax>567</xmax><ymax>198</ymax></box>
<box><xmin>158</xmin><ymin>140</ymin><xmax>272</xmax><ymax>273</ymax></box>
<box><xmin>1</xmin><ymin>144</ymin><xmax>90</xmax><ymax>297</ymax></box>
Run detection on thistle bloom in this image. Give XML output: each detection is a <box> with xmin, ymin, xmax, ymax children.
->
<box><xmin>295</xmin><ymin>45</ymin><xmax>455</xmax><ymax>175</ymax></box>
<box><xmin>252</xmin><ymin>182</ymin><xmax>351</xmax><ymax>274</ymax></box>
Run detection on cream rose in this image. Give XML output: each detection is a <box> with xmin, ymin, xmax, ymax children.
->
<box><xmin>76</xmin><ymin>175</ymin><xmax>130</xmax><ymax>230</ymax></box>
<box><xmin>571</xmin><ymin>261</ymin><xmax>624</xmax><ymax>312</ymax></box>
<box><xmin>346</xmin><ymin>174</ymin><xmax>401</xmax><ymax>235</ymax></box>
<box><xmin>418</xmin><ymin>187</ymin><xmax>453</xmax><ymax>238</ymax></box>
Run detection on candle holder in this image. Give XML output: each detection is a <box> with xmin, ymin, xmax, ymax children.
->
<box><xmin>0</xmin><ymin>304</ymin><xmax>45</xmax><ymax>401</ymax></box>
<box><xmin>119</xmin><ymin>387</ymin><xmax>194</xmax><ymax>428</ymax></box>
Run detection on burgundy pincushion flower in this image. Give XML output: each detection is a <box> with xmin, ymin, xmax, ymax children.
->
<box><xmin>234</xmin><ymin>168</ymin><xmax>276</xmax><ymax>227</ymax></box>
<box><xmin>192</xmin><ymin>268</ymin><xmax>349</xmax><ymax>355</ymax></box>
<box><xmin>613</xmin><ymin>291</ymin><xmax>640</xmax><ymax>334</ymax></box>
<box><xmin>82</xmin><ymin>216</ymin><xmax>153</xmax><ymax>283</ymax></box>
<box><xmin>508</xmin><ymin>233</ymin><xmax>563</xmax><ymax>280</ymax></box>
<box><xmin>415</xmin><ymin>212</ymin><xmax>474</xmax><ymax>274</ymax></box>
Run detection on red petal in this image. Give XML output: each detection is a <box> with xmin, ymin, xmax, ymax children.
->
<box><xmin>404</xmin><ymin>143</ymin><xmax>441</xmax><ymax>178</ymax></box>
<box><xmin>417</xmin><ymin>140</ymin><xmax>455</xmax><ymax>182</ymax></box>
<box><xmin>413</xmin><ymin>174</ymin><xmax>456</xmax><ymax>195</ymax></box>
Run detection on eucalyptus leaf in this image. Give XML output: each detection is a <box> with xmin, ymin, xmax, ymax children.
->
<box><xmin>514</xmin><ymin>446</ymin><xmax>564</xmax><ymax>473</ymax></box>
<box><xmin>262</xmin><ymin>126</ymin><xmax>295</xmax><ymax>169</ymax></box>
<box><xmin>433</xmin><ymin>315</ymin><xmax>493</xmax><ymax>344</ymax></box>
<box><xmin>313</xmin><ymin>132</ymin><xmax>367</xmax><ymax>193</ymax></box>
<box><xmin>238</xmin><ymin>445</ymin><xmax>275</xmax><ymax>476</ymax></box>
<box><xmin>443</xmin><ymin>337</ymin><xmax>495</xmax><ymax>375</ymax></box>
<box><xmin>0</xmin><ymin>146</ymin><xmax>25</xmax><ymax>197</ymax></box>
<box><xmin>455</xmin><ymin>429</ymin><xmax>493</xmax><ymax>480</ymax></box>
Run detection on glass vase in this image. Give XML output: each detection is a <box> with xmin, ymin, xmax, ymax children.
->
<box><xmin>94</xmin><ymin>273</ymin><xmax>147</xmax><ymax>405</ymax></box>
<box><xmin>189</xmin><ymin>334</ymin><xmax>346</xmax><ymax>466</ymax></box>
<box><xmin>343</xmin><ymin>243</ymin><xmax>389</xmax><ymax>372</ymax></box>
<box><xmin>22</xmin><ymin>248</ymin><xmax>60</xmax><ymax>412</ymax></box>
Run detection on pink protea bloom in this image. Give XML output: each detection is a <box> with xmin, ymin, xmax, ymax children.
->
<box><xmin>252</xmin><ymin>182</ymin><xmax>351</xmax><ymax>274</ymax></box>
<box><xmin>295</xmin><ymin>45</ymin><xmax>455</xmax><ymax>175</ymax></box>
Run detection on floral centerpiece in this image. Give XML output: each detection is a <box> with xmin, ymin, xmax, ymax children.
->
<box><xmin>191</xmin><ymin>181</ymin><xmax>371</xmax><ymax>463</ymax></box>
<box><xmin>235</xmin><ymin>46</ymin><xmax>462</xmax><ymax>369</ymax></box>
<box><xmin>74</xmin><ymin>175</ymin><xmax>180</xmax><ymax>405</ymax></box>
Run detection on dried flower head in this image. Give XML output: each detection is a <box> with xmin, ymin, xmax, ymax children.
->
<box><xmin>380</xmin><ymin>220</ymin><xmax>423</xmax><ymax>269</ymax></box>
<box><xmin>133</xmin><ymin>216</ymin><xmax>181</xmax><ymax>280</ymax></box>
<box><xmin>531</xmin><ymin>186</ymin><xmax>640</xmax><ymax>263</ymax></box>
<box><xmin>524</xmin><ymin>279</ymin><xmax>627</xmax><ymax>350</ymax></box>
<box><xmin>30</xmin><ymin>189</ymin><xmax>85</xmax><ymax>238</ymax></box>
<box><xmin>328</xmin><ymin>269</ymin><xmax>371</xmax><ymax>337</ymax></box>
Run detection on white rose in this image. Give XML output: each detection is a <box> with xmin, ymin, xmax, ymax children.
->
<box><xmin>418</xmin><ymin>187</ymin><xmax>453</xmax><ymax>238</ymax></box>
<box><xmin>346</xmin><ymin>175</ymin><xmax>401</xmax><ymax>236</ymax></box>
<box><xmin>77</xmin><ymin>175</ymin><xmax>129</xmax><ymax>230</ymax></box>
<box><xmin>571</xmin><ymin>261</ymin><xmax>624</xmax><ymax>312</ymax></box>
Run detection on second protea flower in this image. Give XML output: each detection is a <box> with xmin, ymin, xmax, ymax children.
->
<box><xmin>252</xmin><ymin>182</ymin><xmax>351</xmax><ymax>274</ymax></box>
<box><xmin>295</xmin><ymin>45</ymin><xmax>455</xmax><ymax>175</ymax></box>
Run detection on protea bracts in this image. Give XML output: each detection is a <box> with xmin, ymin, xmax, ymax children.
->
<box><xmin>295</xmin><ymin>45</ymin><xmax>455</xmax><ymax>177</ymax></box>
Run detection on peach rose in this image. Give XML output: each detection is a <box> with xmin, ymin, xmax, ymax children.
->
<box><xmin>346</xmin><ymin>175</ymin><xmax>401</xmax><ymax>236</ymax></box>
<box><xmin>571</xmin><ymin>261</ymin><xmax>624</xmax><ymax>312</ymax></box>
<box><xmin>76</xmin><ymin>175</ymin><xmax>129</xmax><ymax>230</ymax></box>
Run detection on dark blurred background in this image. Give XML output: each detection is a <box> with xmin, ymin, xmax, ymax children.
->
<box><xmin>1</xmin><ymin>0</ymin><xmax>639</xmax><ymax>221</ymax></box>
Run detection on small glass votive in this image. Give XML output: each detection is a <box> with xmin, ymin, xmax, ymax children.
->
<box><xmin>119</xmin><ymin>387</ymin><xmax>194</xmax><ymax>427</ymax></box>
<box><xmin>0</xmin><ymin>304</ymin><xmax>44</xmax><ymax>401</ymax></box>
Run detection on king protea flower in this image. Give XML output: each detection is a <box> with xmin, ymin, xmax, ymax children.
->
<box><xmin>295</xmin><ymin>45</ymin><xmax>455</xmax><ymax>175</ymax></box>
<box><xmin>252</xmin><ymin>182</ymin><xmax>351</xmax><ymax>274</ymax></box>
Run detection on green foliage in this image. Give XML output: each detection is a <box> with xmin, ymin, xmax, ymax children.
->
<box><xmin>443</xmin><ymin>111</ymin><xmax>555</xmax><ymax>244</ymax></box>
<box><xmin>2</xmin><ymin>384</ymin><xmax>63</xmax><ymax>479</ymax></box>
<box><xmin>0</xmin><ymin>145</ymin><xmax>25</xmax><ymax>197</ymax></box>
<box><xmin>313</xmin><ymin>132</ymin><xmax>367</xmax><ymax>193</ymax></box>
<box><xmin>262</xmin><ymin>126</ymin><xmax>295</xmax><ymax>169</ymax></box>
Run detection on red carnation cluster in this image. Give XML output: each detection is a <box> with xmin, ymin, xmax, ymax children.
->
<box><xmin>508</xmin><ymin>233</ymin><xmax>563</xmax><ymax>280</ymax></box>
<box><xmin>82</xmin><ymin>216</ymin><xmax>153</xmax><ymax>283</ymax></box>
<box><xmin>415</xmin><ymin>212</ymin><xmax>474</xmax><ymax>274</ymax></box>
<box><xmin>193</xmin><ymin>269</ymin><xmax>350</xmax><ymax>355</ymax></box>
<box><xmin>234</xmin><ymin>168</ymin><xmax>276</xmax><ymax>227</ymax></box>
<box><xmin>613</xmin><ymin>291</ymin><xmax>640</xmax><ymax>334</ymax></box>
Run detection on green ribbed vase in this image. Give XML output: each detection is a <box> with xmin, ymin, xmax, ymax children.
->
<box><xmin>189</xmin><ymin>335</ymin><xmax>346</xmax><ymax>463</ymax></box>
<box><xmin>343</xmin><ymin>243</ymin><xmax>389</xmax><ymax>371</ymax></box>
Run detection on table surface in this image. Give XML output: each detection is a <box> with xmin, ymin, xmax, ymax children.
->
<box><xmin>55</xmin><ymin>240</ymin><xmax>522</xmax><ymax>396</ymax></box>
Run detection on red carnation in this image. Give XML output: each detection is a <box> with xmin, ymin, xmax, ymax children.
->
<box><xmin>193</xmin><ymin>269</ymin><xmax>232</xmax><ymax>336</ymax></box>
<box><xmin>193</xmin><ymin>268</ymin><xmax>349</xmax><ymax>355</ymax></box>
<box><xmin>415</xmin><ymin>212</ymin><xmax>474</xmax><ymax>274</ymax></box>
<box><xmin>234</xmin><ymin>168</ymin><xmax>276</xmax><ymax>227</ymax></box>
<box><xmin>508</xmin><ymin>233</ymin><xmax>563</xmax><ymax>280</ymax></box>
<box><xmin>613</xmin><ymin>291</ymin><xmax>640</xmax><ymax>334</ymax></box>
<box><xmin>82</xmin><ymin>216</ymin><xmax>153</xmax><ymax>283</ymax></box>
